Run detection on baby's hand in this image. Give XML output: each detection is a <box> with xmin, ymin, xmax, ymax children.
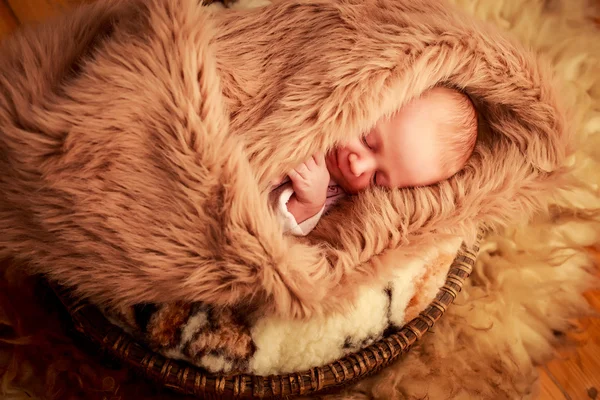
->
<box><xmin>287</xmin><ymin>154</ymin><xmax>330</xmax><ymax>222</ymax></box>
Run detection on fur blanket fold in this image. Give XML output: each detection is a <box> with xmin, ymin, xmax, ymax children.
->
<box><xmin>0</xmin><ymin>0</ymin><xmax>570</xmax><ymax>322</ymax></box>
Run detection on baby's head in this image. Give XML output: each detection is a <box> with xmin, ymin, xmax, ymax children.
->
<box><xmin>326</xmin><ymin>86</ymin><xmax>478</xmax><ymax>194</ymax></box>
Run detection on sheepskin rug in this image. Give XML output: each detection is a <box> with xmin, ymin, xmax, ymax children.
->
<box><xmin>1</xmin><ymin>0</ymin><xmax>599</xmax><ymax>399</ymax></box>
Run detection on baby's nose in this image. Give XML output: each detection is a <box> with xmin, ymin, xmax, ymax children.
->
<box><xmin>349</xmin><ymin>154</ymin><xmax>373</xmax><ymax>177</ymax></box>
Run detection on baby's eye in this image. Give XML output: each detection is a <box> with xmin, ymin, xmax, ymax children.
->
<box><xmin>371</xmin><ymin>172</ymin><xmax>378</xmax><ymax>186</ymax></box>
<box><xmin>361</xmin><ymin>136</ymin><xmax>373</xmax><ymax>150</ymax></box>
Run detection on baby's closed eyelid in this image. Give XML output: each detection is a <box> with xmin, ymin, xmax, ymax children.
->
<box><xmin>375</xmin><ymin>170</ymin><xmax>392</xmax><ymax>187</ymax></box>
<box><xmin>361</xmin><ymin>135</ymin><xmax>372</xmax><ymax>149</ymax></box>
<box><xmin>366</xmin><ymin>137</ymin><xmax>380</xmax><ymax>154</ymax></box>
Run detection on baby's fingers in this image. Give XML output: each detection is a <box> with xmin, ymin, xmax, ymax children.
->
<box><xmin>288</xmin><ymin>169</ymin><xmax>299</xmax><ymax>182</ymax></box>
<box><xmin>270</xmin><ymin>175</ymin><xmax>286</xmax><ymax>187</ymax></box>
<box><xmin>304</xmin><ymin>156</ymin><xmax>317</xmax><ymax>170</ymax></box>
<box><xmin>313</xmin><ymin>152</ymin><xmax>326</xmax><ymax>166</ymax></box>
<box><xmin>294</xmin><ymin>163</ymin><xmax>309</xmax><ymax>177</ymax></box>
<box><xmin>289</xmin><ymin>164</ymin><xmax>308</xmax><ymax>182</ymax></box>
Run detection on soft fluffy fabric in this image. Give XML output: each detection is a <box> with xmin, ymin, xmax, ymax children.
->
<box><xmin>1</xmin><ymin>0</ymin><xmax>597</xmax><ymax>399</ymax></box>
<box><xmin>0</xmin><ymin>0</ymin><xmax>598</xmax><ymax>399</ymax></box>
<box><xmin>0</xmin><ymin>0</ymin><xmax>570</xmax><ymax>323</ymax></box>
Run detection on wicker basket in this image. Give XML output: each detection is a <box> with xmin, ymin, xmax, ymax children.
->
<box><xmin>49</xmin><ymin>233</ymin><xmax>481</xmax><ymax>399</ymax></box>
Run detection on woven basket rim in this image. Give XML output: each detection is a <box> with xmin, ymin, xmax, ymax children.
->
<box><xmin>50</xmin><ymin>233</ymin><xmax>482</xmax><ymax>399</ymax></box>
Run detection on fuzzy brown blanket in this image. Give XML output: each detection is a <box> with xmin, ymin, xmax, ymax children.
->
<box><xmin>0</xmin><ymin>0</ymin><xmax>569</xmax><ymax>322</ymax></box>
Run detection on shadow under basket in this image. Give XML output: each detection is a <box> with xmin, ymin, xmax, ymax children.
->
<box><xmin>49</xmin><ymin>234</ymin><xmax>482</xmax><ymax>399</ymax></box>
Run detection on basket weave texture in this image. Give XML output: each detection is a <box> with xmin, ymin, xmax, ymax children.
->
<box><xmin>51</xmin><ymin>233</ymin><xmax>481</xmax><ymax>399</ymax></box>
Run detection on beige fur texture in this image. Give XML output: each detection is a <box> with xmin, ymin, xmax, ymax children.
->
<box><xmin>0</xmin><ymin>0</ymin><xmax>572</xmax><ymax>322</ymax></box>
<box><xmin>0</xmin><ymin>0</ymin><xmax>599</xmax><ymax>399</ymax></box>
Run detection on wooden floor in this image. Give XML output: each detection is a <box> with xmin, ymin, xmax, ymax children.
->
<box><xmin>538</xmin><ymin>249</ymin><xmax>600</xmax><ymax>400</ymax></box>
<box><xmin>1</xmin><ymin>1</ymin><xmax>600</xmax><ymax>399</ymax></box>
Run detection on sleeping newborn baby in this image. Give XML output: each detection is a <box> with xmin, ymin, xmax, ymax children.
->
<box><xmin>271</xmin><ymin>86</ymin><xmax>478</xmax><ymax>236</ymax></box>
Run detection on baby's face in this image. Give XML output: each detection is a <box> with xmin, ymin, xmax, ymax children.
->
<box><xmin>326</xmin><ymin>87</ymin><xmax>468</xmax><ymax>194</ymax></box>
